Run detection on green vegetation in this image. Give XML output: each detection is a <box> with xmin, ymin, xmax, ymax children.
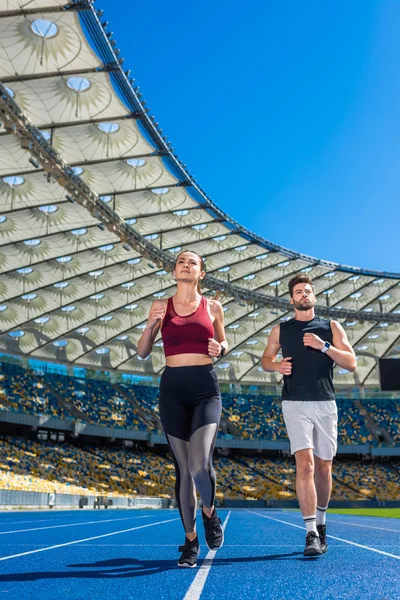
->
<box><xmin>329</xmin><ymin>508</ymin><xmax>400</xmax><ymax>519</ymax></box>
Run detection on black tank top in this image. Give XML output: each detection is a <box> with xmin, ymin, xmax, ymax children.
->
<box><xmin>279</xmin><ymin>316</ymin><xmax>335</xmax><ymax>401</ymax></box>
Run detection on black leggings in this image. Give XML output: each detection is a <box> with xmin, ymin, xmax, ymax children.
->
<box><xmin>159</xmin><ymin>364</ymin><xmax>222</xmax><ymax>533</ymax></box>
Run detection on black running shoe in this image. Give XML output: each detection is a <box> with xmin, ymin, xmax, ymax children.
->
<box><xmin>202</xmin><ymin>509</ymin><xmax>224</xmax><ymax>550</ymax></box>
<box><xmin>303</xmin><ymin>531</ymin><xmax>322</xmax><ymax>557</ymax></box>
<box><xmin>178</xmin><ymin>536</ymin><xmax>199</xmax><ymax>568</ymax></box>
<box><xmin>317</xmin><ymin>524</ymin><xmax>328</xmax><ymax>553</ymax></box>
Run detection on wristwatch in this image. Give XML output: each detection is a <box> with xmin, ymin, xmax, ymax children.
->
<box><xmin>218</xmin><ymin>345</ymin><xmax>226</xmax><ymax>358</ymax></box>
<box><xmin>321</xmin><ymin>341</ymin><xmax>331</xmax><ymax>354</ymax></box>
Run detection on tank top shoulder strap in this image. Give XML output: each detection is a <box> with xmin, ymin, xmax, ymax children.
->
<box><xmin>166</xmin><ymin>296</ymin><xmax>174</xmax><ymax>315</ymax></box>
<box><xmin>201</xmin><ymin>295</ymin><xmax>210</xmax><ymax>313</ymax></box>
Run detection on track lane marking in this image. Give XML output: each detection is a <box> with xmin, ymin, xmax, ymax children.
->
<box><xmin>0</xmin><ymin>515</ymin><xmax>157</xmax><ymax>536</ymax></box>
<box><xmin>327</xmin><ymin>519</ymin><xmax>400</xmax><ymax>533</ymax></box>
<box><xmin>0</xmin><ymin>517</ymin><xmax>180</xmax><ymax>562</ymax></box>
<box><xmin>183</xmin><ymin>512</ymin><xmax>231</xmax><ymax>600</ymax></box>
<box><xmin>249</xmin><ymin>511</ymin><xmax>400</xmax><ymax>560</ymax></box>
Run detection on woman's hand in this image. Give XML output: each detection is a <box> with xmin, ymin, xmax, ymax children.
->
<box><xmin>208</xmin><ymin>338</ymin><xmax>222</xmax><ymax>357</ymax></box>
<box><xmin>146</xmin><ymin>303</ymin><xmax>165</xmax><ymax>331</ymax></box>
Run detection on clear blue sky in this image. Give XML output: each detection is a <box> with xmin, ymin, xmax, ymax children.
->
<box><xmin>100</xmin><ymin>0</ymin><xmax>400</xmax><ymax>273</ymax></box>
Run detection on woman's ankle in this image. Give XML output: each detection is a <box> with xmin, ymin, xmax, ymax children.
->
<box><xmin>202</xmin><ymin>505</ymin><xmax>214</xmax><ymax>518</ymax></box>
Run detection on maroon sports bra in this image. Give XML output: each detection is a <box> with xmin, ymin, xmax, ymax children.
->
<box><xmin>161</xmin><ymin>296</ymin><xmax>214</xmax><ymax>357</ymax></box>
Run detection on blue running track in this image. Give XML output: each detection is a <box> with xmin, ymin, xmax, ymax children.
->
<box><xmin>0</xmin><ymin>509</ymin><xmax>398</xmax><ymax>599</ymax></box>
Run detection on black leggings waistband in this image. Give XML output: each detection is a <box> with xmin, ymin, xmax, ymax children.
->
<box><xmin>163</xmin><ymin>363</ymin><xmax>214</xmax><ymax>373</ymax></box>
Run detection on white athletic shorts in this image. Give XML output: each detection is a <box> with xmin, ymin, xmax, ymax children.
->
<box><xmin>281</xmin><ymin>400</ymin><xmax>338</xmax><ymax>460</ymax></box>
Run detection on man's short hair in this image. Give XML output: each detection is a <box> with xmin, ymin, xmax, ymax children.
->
<box><xmin>288</xmin><ymin>274</ymin><xmax>314</xmax><ymax>297</ymax></box>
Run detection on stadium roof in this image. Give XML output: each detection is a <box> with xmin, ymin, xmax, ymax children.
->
<box><xmin>0</xmin><ymin>0</ymin><xmax>399</xmax><ymax>388</ymax></box>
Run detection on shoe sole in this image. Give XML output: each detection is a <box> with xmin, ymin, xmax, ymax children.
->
<box><xmin>303</xmin><ymin>549</ymin><xmax>322</xmax><ymax>557</ymax></box>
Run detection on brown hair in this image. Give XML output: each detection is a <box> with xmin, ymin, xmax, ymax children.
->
<box><xmin>174</xmin><ymin>250</ymin><xmax>205</xmax><ymax>295</ymax></box>
<box><xmin>288</xmin><ymin>274</ymin><xmax>314</xmax><ymax>297</ymax></box>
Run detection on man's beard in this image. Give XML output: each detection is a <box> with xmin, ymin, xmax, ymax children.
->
<box><xmin>293</xmin><ymin>299</ymin><xmax>315</xmax><ymax>311</ymax></box>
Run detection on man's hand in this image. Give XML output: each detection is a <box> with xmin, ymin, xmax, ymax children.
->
<box><xmin>208</xmin><ymin>338</ymin><xmax>222</xmax><ymax>357</ymax></box>
<box><xmin>278</xmin><ymin>357</ymin><xmax>292</xmax><ymax>375</ymax></box>
<box><xmin>303</xmin><ymin>333</ymin><xmax>325</xmax><ymax>351</ymax></box>
<box><xmin>146</xmin><ymin>304</ymin><xmax>165</xmax><ymax>331</ymax></box>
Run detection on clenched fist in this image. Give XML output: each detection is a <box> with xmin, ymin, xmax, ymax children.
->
<box><xmin>303</xmin><ymin>333</ymin><xmax>325</xmax><ymax>351</ymax></box>
<box><xmin>278</xmin><ymin>357</ymin><xmax>292</xmax><ymax>375</ymax></box>
<box><xmin>146</xmin><ymin>303</ymin><xmax>165</xmax><ymax>331</ymax></box>
<box><xmin>208</xmin><ymin>338</ymin><xmax>222</xmax><ymax>358</ymax></box>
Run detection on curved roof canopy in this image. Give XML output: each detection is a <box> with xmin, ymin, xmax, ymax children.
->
<box><xmin>0</xmin><ymin>0</ymin><xmax>399</xmax><ymax>388</ymax></box>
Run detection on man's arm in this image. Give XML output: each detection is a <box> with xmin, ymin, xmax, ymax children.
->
<box><xmin>261</xmin><ymin>325</ymin><xmax>292</xmax><ymax>375</ymax></box>
<box><xmin>303</xmin><ymin>320</ymin><xmax>357</xmax><ymax>372</ymax></box>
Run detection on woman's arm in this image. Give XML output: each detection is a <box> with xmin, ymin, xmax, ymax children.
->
<box><xmin>137</xmin><ymin>301</ymin><xmax>166</xmax><ymax>359</ymax></box>
<box><xmin>208</xmin><ymin>300</ymin><xmax>228</xmax><ymax>358</ymax></box>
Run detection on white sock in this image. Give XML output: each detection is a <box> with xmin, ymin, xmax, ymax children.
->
<box><xmin>316</xmin><ymin>505</ymin><xmax>328</xmax><ymax>526</ymax></box>
<box><xmin>303</xmin><ymin>515</ymin><xmax>318</xmax><ymax>535</ymax></box>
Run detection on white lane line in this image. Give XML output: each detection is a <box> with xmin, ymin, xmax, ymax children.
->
<box><xmin>330</xmin><ymin>514</ymin><xmax>400</xmax><ymax>523</ymax></box>
<box><xmin>0</xmin><ymin>512</ymin><xmax>164</xmax><ymax>526</ymax></box>
<box><xmin>249</xmin><ymin>511</ymin><xmax>400</xmax><ymax>560</ymax></box>
<box><xmin>65</xmin><ymin>542</ymin><xmax>351</xmax><ymax>548</ymax></box>
<box><xmin>328</xmin><ymin>519</ymin><xmax>400</xmax><ymax>533</ymax></box>
<box><xmin>0</xmin><ymin>515</ymin><xmax>156</xmax><ymax>536</ymax></box>
<box><xmin>0</xmin><ymin>517</ymin><xmax>180</xmax><ymax>562</ymax></box>
<box><xmin>183</xmin><ymin>512</ymin><xmax>231</xmax><ymax>600</ymax></box>
<box><xmin>2</xmin><ymin>543</ymin><xmax>394</xmax><ymax>549</ymax></box>
<box><xmin>0</xmin><ymin>519</ymin><xmax>63</xmax><ymax>526</ymax></box>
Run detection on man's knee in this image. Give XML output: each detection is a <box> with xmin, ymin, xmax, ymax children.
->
<box><xmin>315</xmin><ymin>457</ymin><xmax>332</xmax><ymax>478</ymax></box>
<box><xmin>295</xmin><ymin>450</ymin><xmax>314</xmax><ymax>479</ymax></box>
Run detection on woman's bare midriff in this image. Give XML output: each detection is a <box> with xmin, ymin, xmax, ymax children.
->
<box><xmin>165</xmin><ymin>353</ymin><xmax>212</xmax><ymax>368</ymax></box>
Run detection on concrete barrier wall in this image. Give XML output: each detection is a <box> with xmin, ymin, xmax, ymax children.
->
<box><xmin>0</xmin><ymin>490</ymin><xmax>169</xmax><ymax>510</ymax></box>
<box><xmin>372</xmin><ymin>446</ymin><xmax>400</xmax><ymax>457</ymax></box>
<box><xmin>0</xmin><ymin>489</ymin><xmax>398</xmax><ymax>511</ymax></box>
<box><xmin>222</xmin><ymin>498</ymin><xmax>400</xmax><ymax>509</ymax></box>
<box><xmin>0</xmin><ymin>489</ymin><xmax>49</xmax><ymax>506</ymax></box>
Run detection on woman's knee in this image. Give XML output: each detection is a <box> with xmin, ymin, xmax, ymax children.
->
<box><xmin>188</xmin><ymin>457</ymin><xmax>209</xmax><ymax>482</ymax></box>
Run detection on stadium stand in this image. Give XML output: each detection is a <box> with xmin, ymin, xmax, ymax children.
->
<box><xmin>221</xmin><ymin>394</ymin><xmax>286</xmax><ymax>440</ymax></box>
<box><xmin>0</xmin><ymin>361</ymin><xmax>399</xmax><ymax>504</ymax></box>
<box><xmin>333</xmin><ymin>459</ymin><xmax>400</xmax><ymax>501</ymax></box>
<box><xmin>362</xmin><ymin>399</ymin><xmax>400</xmax><ymax>443</ymax></box>
<box><xmin>0</xmin><ymin>363</ymin><xmax>68</xmax><ymax>420</ymax></box>
<box><xmin>43</xmin><ymin>373</ymin><xmax>149</xmax><ymax>431</ymax></box>
<box><xmin>0</xmin><ymin>436</ymin><xmax>174</xmax><ymax>498</ymax></box>
<box><xmin>1</xmin><ymin>362</ymin><xmax>392</xmax><ymax>445</ymax></box>
<box><xmin>0</xmin><ymin>435</ymin><xmax>399</xmax><ymax>503</ymax></box>
<box><xmin>336</xmin><ymin>399</ymin><xmax>374</xmax><ymax>444</ymax></box>
<box><xmin>117</xmin><ymin>381</ymin><xmax>162</xmax><ymax>431</ymax></box>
